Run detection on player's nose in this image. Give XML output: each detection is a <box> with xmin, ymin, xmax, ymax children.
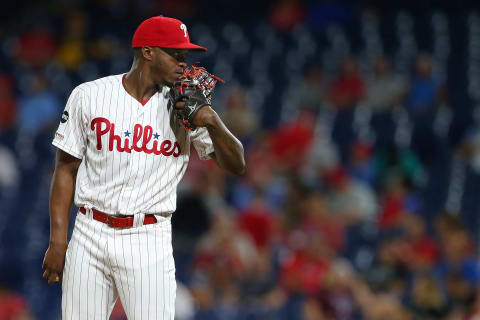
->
<box><xmin>178</xmin><ymin>61</ymin><xmax>187</xmax><ymax>69</ymax></box>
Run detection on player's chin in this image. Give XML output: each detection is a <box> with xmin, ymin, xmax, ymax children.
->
<box><xmin>164</xmin><ymin>76</ymin><xmax>179</xmax><ymax>87</ymax></box>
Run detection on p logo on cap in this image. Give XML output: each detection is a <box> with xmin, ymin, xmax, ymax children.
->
<box><xmin>180</xmin><ymin>24</ymin><xmax>187</xmax><ymax>38</ymax></box>
<box><xmin>132</xmin><ymin>17</ymin><xmax>206</xmax><ymax>51</ymax></box>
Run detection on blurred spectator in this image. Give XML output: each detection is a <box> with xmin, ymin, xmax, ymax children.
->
<box><xmin>301</xmin><ymin>121</ymin><xmax>340</xmax><ymax>183</ymax></box>
<box><xmin>17</xmin><ymin>71</ymin><xmax>60</xmax><ymax>137</ymax></box>
<box><xmin>406</xmin><ymin>54</ymin><xmax>441</xmax><ymax>115</ymax></box>
<box><xmin>377</xmin><ymin>176</ymin><xmax>414</xmax><ymax>229</ymax></box>
<box><xmin>56</xmin><ymin>11</ymin><xmax>89</xmax><ymax>71</ymax></box>
<box><xmin>269</xmin><ymin>0</ymin><xmax>305</xmax><ymax>33</ymax></box>
<box><xmin>295</xmin><ymin>65</ymin><xmax>329</xmax><ymax>114</ymax></box>
<box><xmin>357</xmin><ymin>291</ymin><xmax>414</xmax><ymax>320</ymax></box>
<box><xmin>56</xmin><ymin>11</ymin><xmax>113</xmax><ymax>72</ymax></box>
<box><xmin>406</xmin><ymin>275</ymin><xmax>449</xmax><ymax>319</ymax></box>
<box><xmin>325</xmin><ymin>166</ymin><xmax>378</xmax><ymax>224</ymax></box>
<box><xmin>191</xmin><ymin>211</ymin><xmax>258</xmax><ymax>319</ymax></box>
<box><xmin>281</xmin><ymin>176</ymin><xmax>310</xmax><ymax>230</ymax></box>
<box><xmin>221</xmin><ymin>86</ymin><xmax>258</xmax><ymax>147</ymax></box>
<box><xmin>319</xmin><ymin>259</ymin><xmax>361</xmax><ymax>319</ymax></box>
<box><xmin>328</xmin><ymin>56</ymin><xmax>365</xmax><ymax>110</ymax></box>
<box><xmin>365</xmin><ymin>56</ymin><xmax>407</xmax><ymax>112</ymax></box>
<box><xmin>0</xmin><ymin>286</ymin><xmax>33</xmax><ymax>320</ymax></box>
<box><xmin>434</xmin><ymin>213</ymin><xmax>464</xmax><ymax>244</ymax></box>
<box><xmin>0</xmin><ymin>74</ymin><xmax>18</xmax><ymax>130</ymax></box>
<box><xmin>230</xmin><ymin>136</ymin><xmax>288</xmax><ymax>212</ymax></box>
<box><xmin>189</xmin><ymin>280</ymin><xmax>219</xmax><ymax>320</ymax></box>
<box><xmin>374</xmin><ymin>147</ymin><xmax>427</xmax><ymax>190</ymax></box>
<box><xmin>434</xmin><ymin>227</ymin><xmax>479</xmax><ymax>308</ymax></box>
<box><xmin>343</xmin><ymin>264</ymin><xmax>414</xmax><ymax>320</ymax></box>
<box><xmin>14</xmin><ymin>27</ymin><xmax>57</xmax><ymax>68</ymax></box>
<box><xmin>269</xmin><ymin>108</ymin><xmax>316</xmax><ymax>170</ymax></box>
<box><xmin>365</xmin><ymin>236</ymin><xmax>409</xmax><ymax>295</ymax></box>
<box><xmin>446</xmin><ymin>273</ymin><xmax>476</xmax><ymax>309</ymax></box>
<box><xmin>400</xmin><ymin>212</ymin><xmax>439</xmax><ymax>271</ymax></box>
<box><xmin>347</xmin><ymin>140</ymin><xmax>377</xmax><ymax>186</ymax></box>
<box><xmin>194</xmin><ymin>212</ymin><xmax>259</xmax><ymax>287</ymax></box>
<box><xmin>302</xmin><ymin>297</ymin><xmax>331</xmax><ymax>320</ymax></box>
<box><xmin>329</xmin><ymin>57</ymin><xmax>366</xmax><ymax>160</ymax></box>
<box><xmin>280</xmin><ymin>232</ymin><xmax>332</xmax><ymax>295</ymax></box>
<box><xmin>239</xmin><ymin>247</ymin><xmax>277</xmax><ymax>298</ymax></box>
<box><xmin>406</xmin><ymin>54</ymin><xmax>444</xmax><ymax>163</ymax></box>
<box><xmin>213</xmin><ymin>284</ymin><xmax>242</xmax><ymax>320</ymax></box>
<box><xmin>378</xmin><ymin>174</ymin><xmax>423</xmax><ymax>231</ymax></box>
<box><xmin>237</xmin><ymin>192</ymin><xmax>275</xmax><ymax>250</ymax></box>
<box><xmin>297</xmin><ymin>192</ymin><xmax>345</xmax><ymax>251</ymax></box>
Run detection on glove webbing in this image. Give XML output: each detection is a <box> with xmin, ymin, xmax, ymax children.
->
<box><xmin>177</xmin><ymin>65</ymin><xmax>224</xmax><ymax>96</ymax></box>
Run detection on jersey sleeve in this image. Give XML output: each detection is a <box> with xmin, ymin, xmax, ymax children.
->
<box><xmin>190</xmin><ymin>127</ymin><xmax>214</xmax><ymax>160</ymax></box>
<box><xmin>52</xmin><ymin>87</ymin><xmax>88</xmax><ymax>159</ymax></box>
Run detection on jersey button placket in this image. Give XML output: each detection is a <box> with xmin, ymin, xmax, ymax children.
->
<box><xmin>118</xmin><ymin>127</ymin><xmax>134</xmax><ymax>210</ymax></box>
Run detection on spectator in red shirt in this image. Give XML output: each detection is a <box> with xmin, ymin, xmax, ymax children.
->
<box><xmin>0</xmin><ymin>286</ymin><xmax>33</xmax><ymax>320</ymax></box>
<box><xmin>400</xmin><ymin>212</ymin><xmax>439</xmax><ymax>270</ymax></box>
<box><xmin>269</xmin><ymin>108</ymin><xmax>315</xmax><ymax>170</ymax></box>
<box><xmin>329</xmin><ymin>56</ymin><xmax>365</xmax><ymax>110</ymax></box>
<box><xmin>237</xmin><ymin>192</ymin><xmax>274</xmax><ymax>250</ymax></box>
<box><xmin>269</xmin><ymin>0</ymin><xmax>305</xmax><ymax>32</ymax></box>
<box><xmin>15</xmin><ymin>27</ymin><xmax>57</xmax><ymax>68</ymax></box>
<box><xmin>298</xmin><ymin>192</ymin><xmax>345</xmax><ymax>251</ymax></box>
<box><xmin>280</xmin><ymin>233</ymin><xmax>333</xmax><ymax>295</ymax></box>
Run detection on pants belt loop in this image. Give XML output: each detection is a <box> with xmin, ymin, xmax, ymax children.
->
<box><xmin>83</xmin><ymin>205</ymin><xmax>94</xmax><ymax>220</ymax></box>
<box><xmin>133</xmin><ymin>213</ymin><xmax>145</xmax><ymax>227</ymax></box>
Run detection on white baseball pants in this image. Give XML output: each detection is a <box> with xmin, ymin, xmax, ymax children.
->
<box><xmin>61</xmin><ymin>210</ymin><xmax>176</xmax><ymax>319</ymax></box>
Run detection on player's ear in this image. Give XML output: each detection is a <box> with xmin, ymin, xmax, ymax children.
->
<box><xmin>141</xmin><ymin>46</ymin><xmax>154</xmax><ymax>61</ymax></box>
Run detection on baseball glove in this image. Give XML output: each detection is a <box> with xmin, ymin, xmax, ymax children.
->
<box><xmin>170</xmin><ymin>65</ymin><xmax>224</xmax><ymax>130</ymax></box>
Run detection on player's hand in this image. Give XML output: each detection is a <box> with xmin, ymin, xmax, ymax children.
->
<box><xmin>170</xmin><ymin>65</ymin><xmax>223</xmax><ymax>130</ymax></box>
<box><xmin>174</xmin><ymin>100</ymin><xmax>215</xmax><ymax>128</ymax></box>
<box><xmin>42</xmin><ymin>243</ymin><xmax>67</xmax><ymax>285</ymax></box>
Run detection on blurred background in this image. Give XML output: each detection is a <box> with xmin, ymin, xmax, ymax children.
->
<box><xmin>1</xmin><ymin>0</ymin><xmax>480</xmax><ymax>319</ymax></box>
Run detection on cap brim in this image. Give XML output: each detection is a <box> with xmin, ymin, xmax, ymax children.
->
<box><xmin>185</xmin><ymin>43</ymin><xmax>207</xmax><ymax>51</ymax></box>
<box><xmin>163</xmin><ymin>43</ymin><xmax>207</xmax><ymax>52</ymax></box>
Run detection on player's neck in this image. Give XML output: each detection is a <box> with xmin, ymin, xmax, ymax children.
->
<box><xmin>123</xmin><ymin>68</ymin><xmax>158</xmax><ymax>102</ymax></box>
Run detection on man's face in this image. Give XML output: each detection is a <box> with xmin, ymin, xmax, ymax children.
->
<box><xmin>150</xmin><ymin>47</ymin><xmax>188</xmax><ymax>86</ymax></box>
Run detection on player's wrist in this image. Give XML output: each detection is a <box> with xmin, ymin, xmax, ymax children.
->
<box><xmin>192</xmin><ymin>105</ymin><xmax>216</xmax><ymax>128</ymax></box>
<box><xmin>49</xmin><ymin>233</ymin><xmax>68</xmax><ymax>247</ymax></box>
<box><xmin>49</xmin><ymin>241</ymin><xmax>68</xmax><ymax>251</ymax></box>
<box><xmin>200</xmin><ymin>107</ymin><xmax>220</xmax><ymax>128</ymax></box>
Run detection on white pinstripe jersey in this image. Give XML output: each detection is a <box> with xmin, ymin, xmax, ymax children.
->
<box><xmin>52</xmin><ymin>74</ymin><xmax>214</xmax><ymax>216</ymax></box>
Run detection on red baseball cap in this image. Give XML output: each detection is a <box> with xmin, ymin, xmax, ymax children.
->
<box><xmin>132</xmin><ymin>16</ymin><xmax>207</xmax><ymax>51</ymax></box>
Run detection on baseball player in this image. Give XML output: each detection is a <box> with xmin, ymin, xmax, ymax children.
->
<box><xmin>42</xmin><ymin>16</ymin><xmax>245</xmax><ymax>319</ymax></box>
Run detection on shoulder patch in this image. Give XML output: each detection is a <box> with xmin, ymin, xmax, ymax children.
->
<box><xmin>61</xmin><ymin>111</ymin><xmax>69</xmax><ymax>123</ymax></box>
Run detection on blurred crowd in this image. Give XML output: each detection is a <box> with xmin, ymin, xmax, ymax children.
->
<box><xmin>166</xmin><ymin>55</ymin><xmax>480</xmax><ymax>320</ymax></box>
<box><xmin>1</xmin><ymin>1</ymin><xmax>480</xmax><ymax>320</ymax></box>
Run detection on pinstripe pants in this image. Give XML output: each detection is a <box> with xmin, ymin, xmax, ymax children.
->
<box><xmin>61</xmin><ymin>210</ymin><xmax>176</xmax><ymax>319</ymax></box>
